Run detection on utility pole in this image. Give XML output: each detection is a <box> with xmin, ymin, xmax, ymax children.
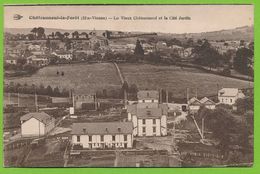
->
<box><xmin>166</xmin><ymin>90</ymin><xmax>169</xmax><ymax>103</ymax></box>
<box><xmin>201</xmin><ymin>117</ymin><xmax>205</xmax><ymax>140</ymax></box>
<box><xmin>186</xmin><ymin>88</ymin><xmax>189</xmax><ymax>104</ymax></box>
<box><xmin>35</xmin><ymin>92</ymin><xmax>38</xmax><ymax>112</ymax></box>
<box><xmin>195</xmin><ymin>87</ymin><xmax>198</xmax><ymax>99</ymax></box>
<box><xmin>8</xmin><ymin>92</ymin><xmax>11</xmax><ymax>105</ymax></box>
<box><xmin>17</xmin><ymin>92</ymin><xmax>20</xmax><ymax>107</ymax></box>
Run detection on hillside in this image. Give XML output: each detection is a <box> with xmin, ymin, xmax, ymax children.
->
<box><xmin>5</xmin><ymin>25</ymin><xmax>253</xmax><ymax>41</ymax></box>
<box><xmin>166</xmin><ymin>26</ymin><xmax>254</xmax><ymax>41</ymax></box>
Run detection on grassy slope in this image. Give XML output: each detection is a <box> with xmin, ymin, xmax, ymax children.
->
<box><xmin>5</xmin><ymin>63</ymin><xmax>122</xmax><ymax>94</ymax></box>
<box><xmin>119</xmin><ymin>63</ymin><xmax>253</xmax><ymax>98</ymax></box>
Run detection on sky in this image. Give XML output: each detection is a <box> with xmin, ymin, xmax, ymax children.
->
<box><xmin>4</xmin><ymin>5</ymin><xmax>254</xmax><ymax>34</ymax></box>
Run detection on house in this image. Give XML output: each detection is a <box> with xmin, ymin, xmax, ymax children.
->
<box><xmin>200</xmin><ymin>97</ymin><xmax>216</xmax><ymax>109</ymax></box>
<box><xmin>127</xmin><ymin>90</ymin><xmax>168</xmax><ymax>137</ymax></box>
<box><xmin>218</xmin><ymin>88</ymin><xmax>245</xmax><ymax>105</ymax></box>
<box><xmin>20</xmin><ymin>112</ymin><xmax>55</xmax><ymax>137</ymax></box>
<box><xmin>52</xmin><ymin>51</ymin><xmax>73</xmax><ymax>60</ymax></box>
<box><xmin>28</xmin><ymin>44</ymin><xmax>41</xmax><ymax>51</ymax></box>
<box><xmin>156</xmin><ymin>41</ymin><xmax>167</xmax><ymax>49</ymax></box>
<box><xmin>71</xmin><ymin>122</ymin><xmax>133</xmax><ymax>149</ymax></box>
<box><xmin>188</xmin><ymin>97</ymin><xmax>202</xmax><ymax>113</ymax></box>
<box><xmin>73</xmin><ymin>92</ymin><xmax>95</xmax><ymax>110</ymax></box>
<box><xmin>27</xmin><ymin>55</ymin><xmax>49</xmax><ymax>67</ymax></box>
<box><xmin>89</xmin><ymin>35</ymin><xmax>109</xmax><ymax>49</ymax></box>
<box><xmin>137</xmin><ymin>90</ymin><xmax>159</xmax><ymax>104</ymax></box>
<box><xmin>5</xmin><ymin>56</ymin><xmax>18</xmax><ymax>65</ymax></box>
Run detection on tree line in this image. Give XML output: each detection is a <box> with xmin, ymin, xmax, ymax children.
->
<box><xmin>5</xmin><ymin>82</ymin><xmax>70</xmax><ymax>97</ymax></box>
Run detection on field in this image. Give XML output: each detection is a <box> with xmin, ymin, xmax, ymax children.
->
<box><xmin>5</xmin><ymin>63</ymin><xmax>122</xmax><ymax>94</ymax></box>
<box><xmin>118</xmin><ymin>63</ymin><xmax>253</xmax><ymax>98</ymax></box>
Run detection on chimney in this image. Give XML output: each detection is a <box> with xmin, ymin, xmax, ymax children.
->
<box><xmin>118</xmin><ymin>127</ymin><xmax>121</xmax><ymax>132</ymax></box>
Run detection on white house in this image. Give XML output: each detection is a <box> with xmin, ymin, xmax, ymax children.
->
<box><xmin>52</xmin><ymin>51</ymin><xmax>73</xmax><ymax>60</ymax></box>
<box><xmin>200</xmin><ymin>97</ymin><xmax>216</xmax><ymax>110</ymax></box>
<box><xmin>20</xmin><ymin>112</ymin><xmax>55</xmax><ymax>137</ymax></box>
<box><xmin>127</xmin><ymin>90</ymin><xmax>168</xmax><ymax>137</ymax></box>
<box><xmin>218</xmin><ymin>88</ymin><xmax>245</xmax><ymax>105</ymax></box>
<box><xmin>71</xmin><ymin>122</ymin><xmax>133</xmax><ymax>149</ymax></box>
<box><xmin>28</xmin><ymin>44</ymin><xmax>41</xmax><ymax>51</ymax></box>
<box><xmin>27</xmin><ymin>55</ymin><xmax>50</xmax><ymax>67</ymax></box>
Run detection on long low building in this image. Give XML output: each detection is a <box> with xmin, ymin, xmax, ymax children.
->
<box><xmin>71</xmin><ymin>122</ymin><xmax>133</xmax><ymax>149</ymax></box>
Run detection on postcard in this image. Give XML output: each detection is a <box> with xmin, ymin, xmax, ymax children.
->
<box><xmin>3</xmin><ymin>4</ymin><xmax>254</xmax><ymax>167</ymax></box>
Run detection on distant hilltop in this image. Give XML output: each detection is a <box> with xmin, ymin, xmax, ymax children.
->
<box><xmin>159</xmin><ymin>25</ymin><xmax>254</xmax><ymax>41</ymax></box>
<box><xmin>4</xmin><ymin>25</ymin><xmax>254</xmax><ymax>41</ymax></box>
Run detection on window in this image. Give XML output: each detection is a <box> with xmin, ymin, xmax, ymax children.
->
<box><xmin>153</xmin><ymin>119</ymin><xmax>156</xmax><ymax>124</ymax></box>
<box><xmin>76</xmin><ymin>135</ymin><xmax>80</xmax><ymax>142</ymax></box>
<box><xmin>89</xmin><ymin>136</ymin><xmax>92</xmax><ymax>142</ymax></box>
<box><xmin>143</xmin><ymin>100</ymin><xmax>145</xmax><ymax>103</ymax></box>
<box><xmin>142</xmin><ymin>119</ymin><xmax>146</xmax><ymax>124</ymax></box>
<box><xmin>153</xmin><ymin>127</ymin><xmax>156</xmax><ymax>133</ymax></box>
<box><xmin>124</xmin><ymin>135</ymin><xmax>127</xmax><ymax>141</ymax></box>
<box><xmin>230</xmin><ymin>99</ymin><xmax>232</xmax><ymax>103</ymax></box>
<box><xmin>142</xmin><ymin>127</ymin><xmax>146</xmax><ymax>133</ymax></box>
<box><xmin>112</xmin><ymin>135</ymin><xmax>116</xmax><ymax>141</ymax></box>
<box><xmin>101</xmin><ymin>135</ymin><xmax>104</xmax><ymax>142</ymax></box>
<box><xmin>152</xmin><ymin>99</ymin><xmax>154</xmax><ymax>103</ymax></box>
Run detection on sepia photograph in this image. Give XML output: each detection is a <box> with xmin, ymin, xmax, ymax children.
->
<box><xmin>3</xmin><ymin>4</ymin><xmax>254</xmax><ymax>167</ymax></box>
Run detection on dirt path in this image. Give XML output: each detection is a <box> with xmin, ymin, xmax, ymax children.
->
<box><xmin>113</xmin><ymin>63</ymin><xmax>124</xmax><ymax>85</ymax></box>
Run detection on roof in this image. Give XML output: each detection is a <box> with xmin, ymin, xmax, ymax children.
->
<box><xmin>20</xmin><ymin>112</ymin><xmax>53</xmax><ymax>125</ymax></box>
<box><xmin>137</xmin><ymin>90</ymin><xmax>159</xmax><ymax>100</ymax></box>
<box><xmin>54</xmin><ymin>51</ymin><xmax>72</xmax><ymax>55</ymax></box>
<box><xmin>71</xmin><ymin>122</ymin><xmax>133</xmax><ymax>135</ymax></box>
<box><xmin>127</xmin><ymin>103</ymin><xmax>168</xmax><ymax>118</ymax></box>
<box><xmin>200</xmin><ymin>97</ymin><xmax>216</xmax><ymax>105</ymax></box>
<box><xmin>188</xmin><ymin>97</ymin><xmax>202</xmax><ymax>105</ymax></box>
<box><xmin>5</xmin><ymin>56</ymin><xmax>18</xmax><ymax>60</ymax></box>
<box><xmin>218</xmin><ymin>88</ymin><xmax>240</xmax><ymax>97</ymax></box>
<box><xmin>136</xmin><ymin>108</ymin><xmax>163</xmax><ymax>118</ymax></box>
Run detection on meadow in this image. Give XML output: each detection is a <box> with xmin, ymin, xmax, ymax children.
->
<box><xmin>118</xmin><ymin>63</ymin><xmax>253</xmax><ymax>98</ymax></box>
<box><xmin>5</xmin><ymin>63</ymin><xmax>253</xmax><ymax>99</ymax></box>
<box><xmin>5</xmin><ymin>63</ymin><xmax>122</xmax><ymax>94</ymax></box>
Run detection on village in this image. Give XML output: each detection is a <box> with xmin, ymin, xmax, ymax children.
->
<box><xmin>3</xmin><ymin>26</ymin><xmax>254</xmax><ymax>167</ymax></box>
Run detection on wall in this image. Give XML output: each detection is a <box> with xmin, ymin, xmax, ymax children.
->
<box><xmin>21</xmin><ymin>117</ymin><xmax>45</xmax><ymax>137</ymax></box>
<box><xmin>72</xmin><ymin>133</ymin><xmax>133</xmax><ymax>149</ymax></box>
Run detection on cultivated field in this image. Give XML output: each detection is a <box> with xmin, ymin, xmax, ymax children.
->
<box><xmin>5</xmin><ymin>63</ymin><xmax>122</xmax><ymax>94</ymax></box>
<box><xmin>119</xmin><ymin>63</ymin><xmax>253</xmax><ymax>98</ymax></box>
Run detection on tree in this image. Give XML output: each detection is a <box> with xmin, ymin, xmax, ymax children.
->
<box><xmin>64</xmin><ymin>32</ymin><xmax>70</xmax><ymax>38</ymax></box>
<box><xmin>197</xmin><ymin>107</ymin><xmax>238</xmax><ymax>156</ymax></box>
<box><xmin>72</xmin><ymin>31</ymin><xmax>79</xmax><ymax>39</ymax></box>
<box><xmin>64</xmin><ymin>38</ymin><xmax>72</xmax><ymax>50</ymax></box>
<box><xmin>235</xmin><ymin>97</ymin><xmax>254</xmax><ymax>114</ymax></box>
<box><xmin>46</xmin><ymin>85</ymin><xmax>53</xmax><ymax>96</ymax></box>
<box><xmin>233</xmin><ymin>48</ymin><xmax>254</xmax><ymax>76</ymax></box>
<box><xmin>31</xmin><ymin>27</ymin><xmax>38</xmax><ymax>38</ymax></box>
<box><xmin>53</xmin><ymin>87</ymin><xmax>60</xmax><ymax>97</ymax></box>
<box><xmin>134</xmin><ymin>39</ymin><xmax>144</xmax><ymax>56</ymax></box>
<box><xmin>37</xmin><ymin>27</ymin><xmax>45</xmax><ymax>39</ymax></box>
<box><xmin>55</xmin><ymin>32</ymin><xmax>64</xmax><ymax>40</ymax></box>
<box><xmin>192</xmin><ymin>39</ymin><xmax>222</xmax><ymax>69</ymax></box>
<box><xmin>81</xmin><ymin>32</ymin><xmax>88</xmax><ymax>39</ymax></box>
<box><xmin>27</xmin><ymin>33</ymin><xmax>35</xmax><ymax>40</ymax></box>
<box><xmin>17</xmin><ymin>58</ymin><xmax>27</xmax><ymax>65</ymax></box>
<box><xmin>121</xmin><ymin>81</ymin><xmax>129</xmax><ymax>92</ymax></box>
<box><xmin>46</xmin><ymin>37</ymin><xmax>51</xmax><ymax>50</ymax></box>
